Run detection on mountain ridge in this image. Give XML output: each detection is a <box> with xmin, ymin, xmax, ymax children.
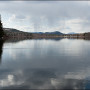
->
<box><xmin>4</xmin><ymin>28</ymin><xmax>64</xmax><ymax>35</ymax></box>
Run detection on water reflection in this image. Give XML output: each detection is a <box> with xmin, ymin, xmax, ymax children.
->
<box><xmin>0</xmin><ymin>40</ymin><xmax>4</xmax><ymax>63</ymax></box>
<box><xmin>5</xmin><ymin>37</ymin><xmax>64</xmax><ymax>43</ymax></box>
<box><xmin>4</xmin><ymin>37</ymin><xmax>90</xmax><ymax>44</ymax></box>
<box><xmin>0</xmin><ymin>38</ymin><xmax>90</xmax><ymax>89</ymax></box>
<box><xmin>0</xmin><ymin>69</ymin><xmax>86</xmax><ymax>89</ymax></box>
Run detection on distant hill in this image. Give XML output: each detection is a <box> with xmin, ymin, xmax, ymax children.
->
<box><xmin>4</xmin><ymin>28</ymin><xmax>24</xmax><ymax>33</ymax></box>
<box><xmin>3</xmin><ymin>28</ymin><xmax>64</xmax><ymax>35</ymax></box>
<box><xmin>3</xmin><ymin>28</ymin><xmax>32</xmax><ymax>38</ymax></box>
<box><xmin>32</xmin><ymin>31</ymin><xmax>63</xmax><ymax>35</ymax></box>
<box><xmin>45</xmin><ymin>31</ymin><xmax>63</xmax><ymax>35</ymax></box>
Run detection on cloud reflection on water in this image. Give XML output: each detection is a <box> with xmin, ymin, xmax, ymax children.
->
<box><xmin>0</xmin><ymin>39</ymin><xmax>90</xmax><ymax>89</ymax></box>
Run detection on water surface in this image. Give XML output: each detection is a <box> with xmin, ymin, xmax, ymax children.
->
<box><xmin>0</xmin><ymin>38</ymin><xmax>90</xmax><ymax>89</ymax></box>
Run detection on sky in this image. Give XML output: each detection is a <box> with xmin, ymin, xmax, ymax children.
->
<box><xmin>0</xmin><ymin>1</ymin><xmax>90</xmax><ymax>33</ymax></box>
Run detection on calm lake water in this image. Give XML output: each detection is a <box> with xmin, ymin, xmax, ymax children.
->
<box><xmin>0</xmin><ymin>38</ymin><xmax>90</xmax><ymax>89</ymax></box>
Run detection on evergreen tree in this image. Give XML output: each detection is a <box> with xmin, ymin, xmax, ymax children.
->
<box><xmin>0</xmin><ymin>15</ymin><xmax>4</xmax><ymax>38</ymax></box>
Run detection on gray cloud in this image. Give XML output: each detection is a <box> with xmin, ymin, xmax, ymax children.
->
<box><xmin>0</xmin><ymin>1</ymin><xmax>90</xmax><ymax>33</ymax></box>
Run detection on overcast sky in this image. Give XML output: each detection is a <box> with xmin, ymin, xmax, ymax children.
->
<box><xmin>0</xmin><ymin>1</ymin><xmax>90</xmax><ymax>33</ymax></box>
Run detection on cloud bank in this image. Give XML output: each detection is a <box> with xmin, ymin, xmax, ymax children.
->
<box><xmin>0</xmin><ymin>1</ymin><xmax>90</xmax><ymax>33</ymax></box>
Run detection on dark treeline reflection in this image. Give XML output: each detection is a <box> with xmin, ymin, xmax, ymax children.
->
<box><xmin>5</xmin><ymin>37</ymin><xmax>64</xmax><ymax>43</ymax></box>
<box><xmin>4</xmin><ymin>37</ymin><xmax>90</xmax><ymax>43</ymax></box>
<box><xmin>0</xmin><ymin>40</ymin><xmax>4</xmax><ymax>63</ymax></box>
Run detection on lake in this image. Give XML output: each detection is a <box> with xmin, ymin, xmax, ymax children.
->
<box><xmin>0</xmin><ymin>38</ymin><xmax>90</xmax><ymax>89</ymax></box>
